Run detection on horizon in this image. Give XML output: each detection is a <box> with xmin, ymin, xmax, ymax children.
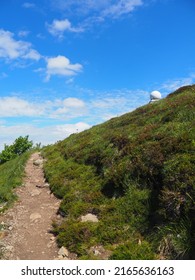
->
<box><xmin>1</xmin><ymin>0</ymin><xmax>195</xmax><ymax>150</ymax></box>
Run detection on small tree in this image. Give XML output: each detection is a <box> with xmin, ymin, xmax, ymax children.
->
<box><xmin>0</xmin><ymin>136</ymin><xmax>33</xmax><ymax>164</ymax></box>
<box><xmin>0</xmin><ymin>144</ymin><xmax>15</xmax><ymax>163</ymax></box>
<box><xmin>12</xmin><ymin>136</ymin><xmax>33</xmax><ymax>155</ymax></box>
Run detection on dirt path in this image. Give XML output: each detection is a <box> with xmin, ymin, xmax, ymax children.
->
<box><xmin>0</xmin><ymin>152</ymin><xmax>61</xmax><ymax>260</ymax></box>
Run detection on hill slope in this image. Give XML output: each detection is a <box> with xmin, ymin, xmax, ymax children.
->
<box><xmin>43</xmin><ymin>85</ymin><xmax>195</xmax><ymax>260</ymax></box>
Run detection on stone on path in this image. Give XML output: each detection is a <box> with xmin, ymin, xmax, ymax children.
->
<box><xmin>33</xmin><ymin>159</ymin><xmax>44</xmax><ymax>166</ymax></box>
<box><xmin>30</xmin><ymin>213</ymin><xmax>42</xmax><ymax>222</ymax></box>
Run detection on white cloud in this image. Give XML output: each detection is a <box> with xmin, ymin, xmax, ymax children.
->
<box><xmin>18</xmin><ymin>30</ymin><xmax>30</xmax><ymax>37</ymax></box>
<box><xmin>103</xmin><ymin>0</ymin><xmax>143</xmax><ymax>18</ymax></box>
<box><xmin>0</xmin><ymin>29</ymin><xmax>41</xmax><ymax>61</ymax></box>
<box><xmin>62</xmin><ymin>97</ymin><xmax>85</xmax><ymax>108</ymax></box>
<box><xmin>45</xmin><ymin>55</ymin><xmax>82</xmax><ymax>81</ymax></box>
<box><xmin>0</xmin><ymin>97</ymin><xmax>44</xmax><ymax>117</ymax></box>
<box><xmin>52</xmin><ymin>98</ymin><xmax>86</xmax><ymax>118</ymax></box>
<box><xmin>50</xmin><ymin>0</ymin><xmax>144</xmax><ymax>25</ymax></box>
<box><xmin>54</xmin><ymin>122</ymin><xmax>90</xmax><ymax>135</ymax></box>
<box><xmin>0</xmin><ymin>96</ymin><xmax>86</xmax><ymax>119</ymax></box>
<box><xmin>0</xmin><ymin>122</ymin><xmax>91</xmax><ymax>151</ymax></box>
<box><xmin>159</xmin><ymin>74</ymin><xmax>195</xmax><ymax>93</ymax></box>
<box><xmin>23</xmin><ymin>49</ymin><xmax>41</xmax><ymax>61</ymax></box>
<box><xmin>47</xmin><ymin>19</ymin><xmax>84</xmax><ymax>38</ymax></box>
<box><xmin>22</xmin><ymin>2</ymin><xmax>35</xmax><ymax>8</ymax></box>
<box><xmin>47</xmin><ymin>0</ymin><xmax>144</xmax><ymax>33</ymax></box>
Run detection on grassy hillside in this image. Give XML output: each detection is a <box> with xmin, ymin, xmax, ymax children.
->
<box><xmin>42</xmin><ymin>85</ymin><xmax>195</xmax><ymax>260</ymax></box>
<box><xmin>0</xmin><ymin>152</ymin><xmax>31</xmax><ymax>211</ymax></box>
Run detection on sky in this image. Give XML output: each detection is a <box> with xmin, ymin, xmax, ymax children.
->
<box><xmin>0</xmin><ymin>0</ymin><xmax>195</xmax><ymax>149</ymax></box>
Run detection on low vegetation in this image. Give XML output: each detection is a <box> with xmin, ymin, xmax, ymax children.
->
<box><xmin>43</xmin><ymin>85</ymin><xmax>195</xmax><ymax>260</ymax></box>
<box><xmin>0</xmin><ymin>152</ymin><xmax>31</xmax><ymax>210</ymax></box>
<box><xmin>0</xmin><ymin>136</ymin><xmax>33</xmax><ymax>211</ymax></box>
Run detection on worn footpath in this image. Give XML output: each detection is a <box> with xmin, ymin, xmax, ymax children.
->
<box><xmin>0</xmin><ymin>152</ymin><xmax>62</xmax><ymax>260</ymax></box>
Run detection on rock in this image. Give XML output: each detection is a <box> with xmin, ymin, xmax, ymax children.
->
<box><xmin>31</xmin><ymin>189</ymin><xmax>41</xmax><ymax>197</ymax></box>
<box><xmin>33</xmin><ymin>159</ymin><xmax>44</xmax><ymax>166</ymax></box>
<box><xmin>5</xmin><ymin>245</ymin><xmax>14</xmax><ymax>252</ymax></box>
<box><xmin>55</xmin><ymin>256</ymin><xmax>69</xmax><ymax>260</ymax></box>
<box><xmin>0</xmin><ymin>202</ymin><xmax>7</xmax><ymax>210</ymax></box>
<box><xmin>89</xmin><ymin>245</ymin><xmax>112</xmax><ymax>260</ymax></box>
<box><xmin>36</xmin><ymin>185</ymin><xmax>43</xmax><ymax>189</ymax></box>
<box><xmin>80</xmin><ymin>213</ymin><xmax>99</xmax><ymax>223</ymax></box>
<box><xmin>30</xmin><ymin>213</ymin><xmax>42</xmax><ymax>221</ymax></box>
<box><xmin>58</xmin><ymin>246</ymin><xmax>69</xmax><ymax>257</ymax></box>
<box><xmin>36</xmin><ymin>183</ymin><xmax>49</xmax><ymax>189</ymax></box>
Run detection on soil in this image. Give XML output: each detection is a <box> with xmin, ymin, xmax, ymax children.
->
<box><xmin>0</xmin><ymin>152</ymin><xmax>61</xmax><ymax>260</ymax></box>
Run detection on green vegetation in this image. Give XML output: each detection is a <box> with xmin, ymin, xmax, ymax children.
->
<box><xmin>0</xmin><ymin>151</ymin><xmax>31</xmax><ymax>210</ymax></box>
<box><xmin>0</xmin><ymin>136</ymin><xmax>33</xmax><ymax>211</ymax></box>
<box><xmin>0</xmin><ymin>136</ymin><xmax>33</xmax><ymax>164</ymax></box>
<box><xmin>42</xmin><ymin>85</ymin><xmax>194</xmax><ymax>259</ymax></box>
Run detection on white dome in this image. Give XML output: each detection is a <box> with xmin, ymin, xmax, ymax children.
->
<box><xmin>150</xmin><ymin>90</ymin><xmax>161</xmax><ymax>100</ymax></box>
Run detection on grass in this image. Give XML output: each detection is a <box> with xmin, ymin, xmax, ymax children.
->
<box><xmin>38</xmin><ymin>86</ymin><xmax>195</xmax><ymax>259</ymax></box>
<box><xmin>0</xmin><ymin>151</ymin><xmax>31</xmax><ymax>211</ymax></box>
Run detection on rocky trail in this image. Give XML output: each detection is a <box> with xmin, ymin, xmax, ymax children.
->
<box><xmin>0</xmin><ymin>152</ymin><xmax>65</xmax><ymax>260</ymax></box>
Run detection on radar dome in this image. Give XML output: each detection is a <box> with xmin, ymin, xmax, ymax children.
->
<box><xmin>150</xmin><ymin>90</ymin><xmax>162</xmax><ymax>102</ymax></box>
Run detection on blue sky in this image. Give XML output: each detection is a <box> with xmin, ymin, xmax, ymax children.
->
<box><xmin>0</xmin><ymin>0</ymin><xmax>195</xmax><ymax>149</ymax></box>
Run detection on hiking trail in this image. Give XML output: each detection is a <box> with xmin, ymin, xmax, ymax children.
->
<box><xmin>0</xmin><ymin>152</ymin><xmax>62</xmax><ymax>260</ymax></box>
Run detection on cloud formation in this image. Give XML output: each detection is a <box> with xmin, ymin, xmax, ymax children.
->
<box><xmin>0</xmin><ymin>29</ymin><xmax>41</xmax><ymax>61</ymax></box>
<box><xmin>50</xmin><ymin>0</ymin><xmax>143</xmax><ymax>19</ymax></box>
<box><xmin>0</xmin><ymin>122</ymin><xmax>91</xmax><ymax>151</ymax></box>
<box><xmin>0</xmin><ymin>96</ymin><xmax>86</xmax><ymax>119</ymax></box>
<box><xmin>48</xmin><ymin>0</ymin><xmax>144</xmax><ymax>33</ymax></box>
<box><xmin>103</xmin><ymin>0</ymin><xmax>143</xmax><ymax>18</ymax></box>
<box><xmin>47</xmin><ymin>19</ymin><xmax>84</xmax><ymax>38</ymax></box>
<box><xmin>22</xmin><ymin>2</ymin><xmax>35</xmax><ymax>9</ymax></box>
<box><xmin>0</xmin><ymin>97</ymin><xmax>44</xmax><ymax>117</ymax></box>
<box><xmin>159</xmin><ymin>74</ymin><xmax>195</xmax><ymax>93</ymax></box>
<box><xmin>0</xmin><ymin>89</ymin><xmax>149</xmax><ymax>150</ymax></box>
<box><xmin>45</xmin><ymin>55</ymin><xmax>83</xmax><ymax>81</ymax></box>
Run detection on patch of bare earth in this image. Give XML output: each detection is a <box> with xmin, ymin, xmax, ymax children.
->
<box><xmin>0</xmin><ymin>152</ymin><xmax>61</xmax><ymax>260</ymax></box>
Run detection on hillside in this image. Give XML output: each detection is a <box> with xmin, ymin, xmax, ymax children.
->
<box><xmin>42</xmin><ymin>85</ymin><xmax>195</xmax><ymax>260</ymax></box>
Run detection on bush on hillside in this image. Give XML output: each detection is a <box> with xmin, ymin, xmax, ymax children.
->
<box><xmin>110</xmin><ymin>240</ymin><xmax>155</xmax><ymax>260</ymax></box>
<box><xmin>0</xmin><ymin>136</ymin><xmax>33</xmax><ymax>164</ymax></box>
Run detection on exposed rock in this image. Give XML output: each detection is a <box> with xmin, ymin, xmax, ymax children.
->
<box><xmin>0</xmin><ymin>202</ymin><xmax>7</xmax><ymax>210</ymax></box>
<box><xmin>58</xmin><ymin>246</ymin><xmax>69</xmax><ymax>257</ymax></box>
<box><xmin>89</xmin><ymin>245</ymin><xmax>112</xmax><ymax>259</ymax></box>
<box><xmin>33</xmin><ymin>159</ymin><xmax>44</xmax><ymax>166</ymax></box>
<box><xmin>35</xmin><ymin>184</ymin><xmax>43</xmax><ymax>188</ymax></box>
<box><xmin>36</xmin><ymin>183</ymin><xmax>50</xmax><ymax>189</ymax></box>
<box><xmin>5</xmin><ymin>245</ymin><xmax>14</xmax><ymax>252</ymax></box>
<box><xmin>80</xmin><ymin>213</ymin><xmax>99</xmax><ymax>223</ymax></box>
<box><xmin>30</xmin><ymin>213</ymin><xmax>42</xmax><ymax>222</ymax></box>
<box><xmin>30</xmin><ymin>189</ymin><xmax>42</xmax><ymax>197</ymax></box>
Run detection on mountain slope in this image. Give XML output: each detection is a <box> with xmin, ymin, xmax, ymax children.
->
<box><xmin>43</xmin><ymin>85</ymin><xmax>195</xmax><ymax>259</ymax></box>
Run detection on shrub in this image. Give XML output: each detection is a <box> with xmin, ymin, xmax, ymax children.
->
<box><xmin>157</xmin><ymin>218</ymin><xmax>195</xmax><ymax>259</ymax></box>
<box><xmin>56</xmin><ymin>221</ymin><xmax>98</xmax><ymax>256</ymax></box>
<box><xmin>0</xmin><ymin>151</ymin><xmax>30</xmax><ymax>206</ymax></box>
<box><xmin>0</xmin><ymin>136</ymin><xmax>33</xmax><ymax>164</ymax></box>
<box><xmin>110</xmin><ymin>240</ymin><xmax>155</xmax><ymax>260</ymax></box>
